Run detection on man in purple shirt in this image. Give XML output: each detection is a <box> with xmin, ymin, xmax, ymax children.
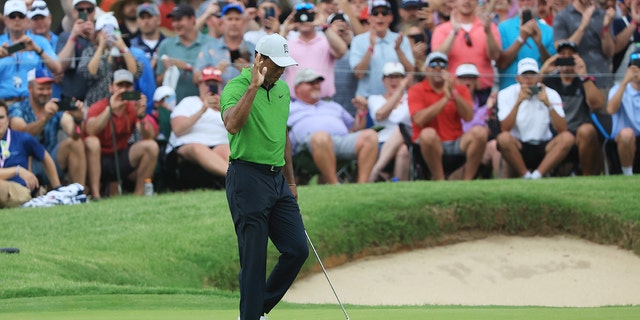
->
<box><xmin>287</xmin><ymin>69</ymin><xmax>378</xmax><ymax>184</ymax></box>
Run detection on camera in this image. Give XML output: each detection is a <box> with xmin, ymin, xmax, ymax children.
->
<box><xmin>528</xmin><ymin>85</ymin><xmax>541</xmax><ymax>96</ymax></box>
<box><xmin>555</xmin><ymin>57</ymin><xmax>575</xmax><ymax>67</ymax></box>
<box><xmin>294</xmin><ymin>10</ymin><xmax>314</xmax><ymax>23</ymax></box>
<box><xmin>264</xmin><ymin>7</ymin><xmax>275</xmax><ymax>19</ymax></box>
<box><xmin>121</xmin><ymin>91</ymin><xmax>141</xmax><ymax>101</ymax></box>
<box><xmin>55</xmin><ymin>99</ymin><xmax>78</xmax><ymax>111</ymax></box>
<box><xmin>521</xmin><ymin>9</ymin><xmax>533</xmax><ymax>24</ymax></box>
<box><xmin>208</xmin><ymin>84</ymin><xmax>219</xmax><ymax>95</ymax></box>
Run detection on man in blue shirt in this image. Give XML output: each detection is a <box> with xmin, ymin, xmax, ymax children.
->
<box><xmin>0</xmin><ymin>0</ymin><xmax>61</xmax><ymax>102</ymax></box>
<box><xmin>8</xmin><ymin>67</ymin><xmax>86</xmax><ymax>187</ymax></box>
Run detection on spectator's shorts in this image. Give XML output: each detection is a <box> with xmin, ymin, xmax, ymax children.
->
<box><xmin>101</xmin><ymin>147</ymin><xmax>135</xmax><ymax>183</ymax></box>
<box><xmin>520</xmin><ymin>141</ymin><xmax>549</xmax><ymax>171</ymax></box>
<box><xmin>442</xmin><ymin>137</ymin><xmax>464</xmax><ymax>156</ymax></box>
<box><xmin>296</xmin><ymin>131</ymin><xmax>360</xmax><ymax>160</ymax></box>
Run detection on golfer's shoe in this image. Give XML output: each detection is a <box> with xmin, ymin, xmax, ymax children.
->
<box><xmin>237</xmin><ymin>316</ymin><xmax>267</xmax><ymax>320</ymax></box>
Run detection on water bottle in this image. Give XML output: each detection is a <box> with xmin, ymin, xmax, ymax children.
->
<box><xmin>144</xmin><ymin>178</ymin><xmax>154</xmax><ymax>196</ymax></box>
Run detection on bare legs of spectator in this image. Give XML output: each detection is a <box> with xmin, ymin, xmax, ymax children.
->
<box><xmin>354</xmin><ymin>129</ymin><xmax>378</xmax><ymax>183</ymax></box>
<box><xmin>496</xmin><ymin>132</ymin><xmax>527</xmax><ymax>177</ymax></box>
<box><xmin>128</xmin><ymin>140</ymin><xmax>159</xmax><ymax>195</ymax></box>
<box><xmin>538</xmin><ymin>132</ymin><xmax>574</xmax><ymax>176</ymax></box>
<box><xmin>310</xmin><ymin>132</ymin><xmax>340</xmax><ymax>184</ymax></box>
<box><xmin>84</xmin><ymin>136</ymin><xmax>102</xmax><ymax>199</ymax></box>
<box><xmin>482</xmin><ymin>139</ymin><xmax>508</xmax><ymax>178</ymax></box>
<box><xmin>418</xmin><ymin>127</ymin><xmax>445</xmax><ymax>180</ymax></box>
<box><xmin>177</xmin><ymin>143</ymin><xmax>230</xmax><ymax>177</ymax></box>
<box><xmin>576</xmin><ymin>123</ymin><xmax>600</xmax><ymax>175</ymax></box>
<box><xmin>458</xmin><ymin>126</ymin><xmax>488</xmax><ymax>180</ymax></box>
<box><xmin>368</xmin><ymin>128</ymin><xmax>410</xmax><ymax>182</ymax></box>
<box><xmin>615</xmin><ymin>127</ymin><xmax>637</xmax><ymax>174</ymax></box>
<box><xmin>57</xmin><ymin>137</ymin><xmax>87</xmax><ymax>186</ymax></box>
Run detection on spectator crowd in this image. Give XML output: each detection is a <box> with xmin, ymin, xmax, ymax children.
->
<box><xmin>1</xmin><ymin>0</ymin><xmax>640</xmax><ymax>207</ymax></box>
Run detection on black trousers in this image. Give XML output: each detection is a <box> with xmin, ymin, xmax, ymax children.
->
<box><xmin>226</xmin><ymin>160</ymin><xmax>309</xmax><ymax>320</ymax></box>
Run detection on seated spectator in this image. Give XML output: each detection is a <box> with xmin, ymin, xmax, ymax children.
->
<box><xmin>9</xmin><ymin>67</ymin><xmax>87</xmax><ymax>187</ymax></box>
<box><xmin>0</xmin><ymin>101</ymin><xmax>60</xmax><ymax>200</ymax></box>
<box><xmin>288</xmin><ymin>68</ymin><xmax>378</xmax><ymax>184</ymax></box>
<box><xmin>542</xmin><ymin>41</ymin><xmax>604</xmax><ymax>175</ymax></box>
<box><xmin>454</xmin><ymin>63</ymin><xmax>504</xmax><ymax>178</ymax></box>
<box><xmin>0</xmin><ymin>0</ymin><xmax>61</xmax><ymax>102</ymax></box>
<box><xmin>84</xmin><ymin>70</ymin><xmax>158</xmax><ymax>198</ymax></box>
<box><xmin>497</xmin><ymin>58</ymin><xmax>575</xmax><ymax>179</ymax></box>
<box><xmin>166</xmin><ymin>66</ymin><xmax>229</xmax><ymax>178</ymax></box>
<box><xmin>363</xmin><ymin>62</ymin><xmax>413</xmax><ymax>182</ymax></box>
<box><xmin>605</xmin><ymin>52</ymin><xmax>640</xmax><ymax>176</ymax></box>
<box><xmin>408</xmin><ymin>52</ymin><xmax>488</xmax><ymax>180</ymax></box>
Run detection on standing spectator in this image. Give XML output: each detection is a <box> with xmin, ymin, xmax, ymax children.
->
<box><xmin>612</xmin><ymin>0</ymin><xmax>638</xmax><ymax>80</ymax></box>
<box><xmin>78</xmin><ymin>13</ymin><xmax>141</xmax><ymax>107</ymax></box>
<box><xmin>156</xmin><ymin>4</ymin><xmax>212</xmax><ymax>139</ymax></box>
<box><xmin>542</xmin><ymin>41</ymin><xmax>604</xmax><ymax>175</ymax></box>
<box><xmin>553</xmin><ymin>0</ymin><xmax>616</xmax><ymax>90</ymax></box>
<box><xmin>431</xmin><ymin>0</ymin><xmax>501</xmax><ymax>104</ymax></box>
<box><xmin>282</xmin><ymin>2</ymin><xmax>347</xmax><ymax>99</ymax></box>
<box><xmin>111</xmin><ymin>0</ymin><xmax>146</xmax><ymax>46</ymax></box>
<box><xmin>9</xmin><ymin>67</ymin><xmax>87</xmax><ymax>187</ymax></box>
<box><xmin>194</xmin><ymin>4</ymin><xmax>254</xmax><ymax>87</ymax></box>
<box><xmin>605</xmin><ymin>52</ymin><xmax>640</xmax><ymax>175</ymax></box>
<box><xmin>288</xmin><ymin>68</ymin><xmax>378</xmax><ymax>184</ymax></box>
<box><xmin>244</xmin><ymin>0</ymin><xmax>282</xmax><ymax>46</ymax></box>
<box><xmin>27</xmin><ymin>1</ymin><xmax>57</xmax><ymax>50</ymax></box>
<box><xmin>330</xmin><ymin>12</ymin><xmax>359</xmax><ymax>115</ymax></box>
<box><xmin>130</xmin><ymin>2</ymin><xmax>166</xmax><ymax>70</ymax></box>
<box><xmin>350</xmin><ymin>0</ymin><xmax>414</xmax><ymax>98</ymax></box>
<box><xmin>0</xmin><ymin>101</ymin><xmax>60</xmax><ymax>197</ymax></box>
<box><xmin>497</xmin><ymin>58</ymin><xmax>575</xmax><ymax>179</ymax></box>
<box><xmin>220</xmin><ymin>33</ymin><xmax>308</xmax><ymax>320</ymax></box>
<box><xmin>408</xmin><ymin>52</ymin><xmax>488</xmax><ymax>180</ymax></box>
<box><xmin>59</xmin><ymin>0</ymin><xmax>105</xmax><ymax>33</ymax></box>
<box><xmin>56</xmin><ymin>0</ymin><xmax>97</xmax><ymax>102</ymax></box>
<box><xmin>166</xmin><ymin>66</ymin><xmax>229</xmax><ymax>178</ymax></box>
<box><xmin>0</xmin><ymin>0</ymin><xmax>61</xmax><ymax>102</ymax></box>
<box><xmin>497</xmin><ymin>0</ymin><xmax>556</xmax><ymax>90</ymax></box>
<box><xmin>157</xmin><ymin>0</ymin><xmax>176</xmax><ymax>31</ymax></box>
<box><xmin>84</xmin><ymin>70</ymin><xmax>158</xmax><ymax>198</ymax></box>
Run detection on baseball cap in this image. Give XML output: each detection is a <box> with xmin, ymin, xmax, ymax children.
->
<box><xmin>73</xmin><ymin>0</ymin><xmax>97</xmax><ymax>7</ymax></box>
<box><xmin>369</xmin><ymin>0</ymin><xmax>391</xmax><ymax>13</ymax></box>
<box><xmin>328</xmin><ymin>12</ymin><xmax>350</xmax><ymax>25</ymax></box>
<box><xmin>556</xmin><ymin>40</ymin><xmax>577</xmax><ymax>52</ymax></box>
<box><xmin>221</xmin><ymin>3</ymin><xmax>244</xmax><ymax>16</ymax></box>
<box><xmin>95</xmin><ymin>13</ymin><xmax>119</xmax><ymax>31</ymax></box>
<box><xmin>167</xmin><ymin>3</ymin><xmax>195</xmax><ymax>19</ymax></box>
<box><xmin>383</xmin><ymin>62</ymin><xmax>405</xmax><ymax>76</ymax></box>
<box><xmin>517</xmin><ymin>58</ymin><xmax>540</xmax><ymax>75</ymax></box>
<box><xmin>4</xmin><ymin>0</ymin><xmax>27</xmax><ymax>16</ymax></box>
<box><xmin>455</xmin><ymin>63</ymin><xmax>479</xmax><ymax>78</ymax></box>
<box><xmin>255</xmin><ymin>34</ymin><xmax>298</xmax><ymax>67</ymax></box>
<box><xmin>401</xmin><ymin>0</ymin><xmax>421</xmax><ymax>9</ymax></box>
<box><xmin>113</xmin><ymin>69</ymin><xmax>134</xmax><ymax>85</ymax></box>
<box><xmin>153</xmin><ymin>86</ymin><xmax>175</xmax><ymax>102</ymax></box>
<box><xmin>257</xmin><ymin>0</ymin><xmax>280</xmax><ymax>7</ymax></box>
<box><xmin>425</xmin><ymin>52</ymin><xmax>448</xmax><ymax>65</ymax></box>
<box><xmin>27</xmin><ymin>0</ymin><xmax>49</xmax><ymax>19</ymax></box>
<box><xmin>201</xmin><ymin>66</ymin><xmax>223</xmax><ymax>82</ymax></box>
<box><xmin>27</xmin><ymin>67</ymin><xmax>53</xmax><ymax>84</ymax></box>
<box><xmin>294</xmin><ymin>69</ymin><xmax>325</xmax><ymax>86</ymax></box>
<box><xmin>137</xmin><ymin>2</ymin><xmax>160</xmax><ymax>17</ymax></box>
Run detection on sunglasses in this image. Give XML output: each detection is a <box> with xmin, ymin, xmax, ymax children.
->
<box><xmin>30</xmin><ymin>5</ymin><xmax>48</xmax><ymax>11</ymax></box>
<box><xmin>8</xmin><ymin>12</ymin><xmax>26</xmax><ymax>20</ymax></box>
<box><xmin>295</xmin><ymin>3</ymin><xmax>314</xmax><ymax>11</ymax></box>
<box><xmin>463</xmin><ymin>31</ymin><xmax>472</xmax><ymax>47</ymax></box>
<box><xmin>305</xmin><ymin>79</ymin><xmax>323</xmax><ymax>85</ymax></box>
<box><xmin>428</xmin><ymin>61</ymin><xmax>447</xmax><ymax>69</ymax></box>
<box><xmin>371</xmin><ymin>9</ymin><xmax>390</xmax><ymax>17</ymax></box>
<box><xmin>75</xmin><ymin>7</ymin><xmax>95</xmax><ymax>13</ymax></box>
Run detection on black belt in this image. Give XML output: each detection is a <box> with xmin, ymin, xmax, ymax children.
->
<box><xmin>230</xmin><ymin>159</ymin><xmax>282</xmax><ymax>172</ymax></box>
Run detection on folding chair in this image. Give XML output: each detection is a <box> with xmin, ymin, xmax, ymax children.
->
<box><xmin>292</xmin><ymin>148</ymin><xmax>356</xmax><ymax>185</ymax></box>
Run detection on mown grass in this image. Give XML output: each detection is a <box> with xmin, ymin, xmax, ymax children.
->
<box><xmin>1</xmin><ymin>176</ymin><xmax>639</xmax><ymax>319</ymax></box>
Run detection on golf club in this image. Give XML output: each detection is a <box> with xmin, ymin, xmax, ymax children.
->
<box><xmin>304</xmin><ymin>230</ymin><xmax>350</xmax><ymax>320</ymax></box>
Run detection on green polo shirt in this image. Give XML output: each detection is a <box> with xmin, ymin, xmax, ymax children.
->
<box><xmin>221</xmin><ymin>68</ymin><xmax>290</xmax><ymax>167</ymax></box>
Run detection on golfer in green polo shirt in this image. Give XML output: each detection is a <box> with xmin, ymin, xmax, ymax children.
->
<box><xmin>221</xmin><ymin>34</ymin><xmax>309</xmax><ymax>320</ymax></box>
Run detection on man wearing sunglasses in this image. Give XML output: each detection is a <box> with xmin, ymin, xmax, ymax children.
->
<box><xmin>0</xmin><ymin>0</ymin><xmax>61</xmax><ymax>103</ymax></box>
<box><xmin>408</xmin><ymin>52</ymin><xmax>487</xmax><ymax>180</ymax></box>
<box><xmin>432</xmin><ymin>0</ymin><xmax>501</xmax><ymax>105</ymax></box>
<box><xmin>350</xmin><ymin>0</ymin><xmax>415</xmax><ymax>98</ymax></box>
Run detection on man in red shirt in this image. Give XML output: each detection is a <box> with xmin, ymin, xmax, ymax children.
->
<box><xmin>84</xmin><ymin>70</ymin><xmax>158</xmax><ymax>199</ymax></box>
<box><xmin>408</xmin><ymin>52</ymin><xmax>487</xmax><ymax>180</ymax></box>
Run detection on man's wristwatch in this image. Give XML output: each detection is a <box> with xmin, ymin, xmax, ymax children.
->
<box><xmin>580</xmin><ymin>75</ymin><xmax>596</xmax><ymax>84</ymax></box>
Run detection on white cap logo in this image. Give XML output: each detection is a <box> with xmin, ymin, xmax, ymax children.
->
<box><xmin>283</xmin><ymin>44</ymin><xmax>289</xmax><ymax>54</ymax></box>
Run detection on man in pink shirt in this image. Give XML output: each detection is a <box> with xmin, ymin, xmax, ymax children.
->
<box><xmin>282</xmin><ymin>3</ymin><xmax>347</xmax><ymax>99</ymax></box>
<box><xmin>431</xmin><ymin>0</ymin><xmax>502</xmax><ymax>103</ymax></box>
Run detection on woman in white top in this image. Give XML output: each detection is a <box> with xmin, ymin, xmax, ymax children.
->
<box><xmin>167</xmin><ymin>66</ymin><xmax>229</xmax><ymax>177</ymax></box>
<box><xmin>361</xmin><ymin>62</ymin><xmax>413</xmax><ymax>182</ymax></box>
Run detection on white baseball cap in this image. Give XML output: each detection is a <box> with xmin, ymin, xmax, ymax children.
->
<box><xmin>455</xmin><ymin>63</ymin><xmax>479</xmax><ymax>78</ymax></box>
<box><xmin>27</xmin><ymin>0</ymin><xmax>49</xmax><ymax>19</ymax></box>
<box><xmin>382</xmin><ymin>62</ymin><xmax>405</xmax><ymax>76</ymax></box>
<box><xmin>517</xmin><ymin>58</ymin><xmax>540</xmax><ymax>75</ymax></box>
<box><xmin>73</xmin><ymin>0</ymin><xmax>97</xmax><ymax>7</ymax></box>
<box><xmin>294</xmin><ymin>69</ymin><xmax>324</xmax><ymax>86</ymax></box>
<box><xmin>153</xmin><ymin>86</ymin><xmax>176</xmax><ymax>102</ymax></box>
<box><xmin>255</xmin><ymin>34</ymin><xmax>297</xmax><ymax>67</ymax></box>
<box><xmin>4</xmin><ymin>0</ymin><xmax>27</xmax><ymax>16</ymax></box>
<box><xmin>95</xmin><ymin>13</ymin><xmax>119</xmax><ymax>31</ymax></box>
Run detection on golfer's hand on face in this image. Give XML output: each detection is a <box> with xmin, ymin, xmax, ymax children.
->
<box><xmin>251</xmin><ymin>53</ymin><xmax>267</xmax><ymax>88</ymax></box>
